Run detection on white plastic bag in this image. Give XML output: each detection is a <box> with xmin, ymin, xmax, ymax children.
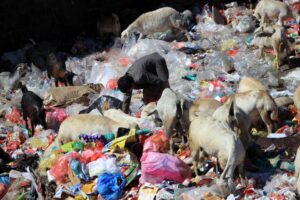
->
<box><xmin>87</xmin><ymin>157</ymin><xmax>119</xmax><ymax>177</ymax></box>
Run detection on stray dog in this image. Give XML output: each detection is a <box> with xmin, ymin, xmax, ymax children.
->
<box><xmin>213</xmin><ymin>90</ymin><xmax>278</xmax><ymax>148</ymax></box>
<box><xmin>189</xmin><ymin>113</ymin><xmax>246</xmax><ymax>190</ymax></box>
<box><xmin>20</xmin><ymin>84</ymin><xmax>47</xmax><ymax>134</ymax></box>
<box><xmin>46</xmin><ymin>53</ymin><xmax>75</xmax><ymax>87</ymax></box>
<box><xmin>251</xmin><ymin>25</ymin><xmax>289</xmax><ymax>69</ymax></box>
<box><xmin>121</xmin><ymin>7</ymin><xmax>192</xmax><ymax>41</ymax></box>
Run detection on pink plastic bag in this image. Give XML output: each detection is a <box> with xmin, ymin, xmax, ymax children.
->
<box><xmin>143</xmin><ymin>130</ymin><xmax>169</xmax><ymax>153</ymax></box>
<box><xmin>45</xmin><ymin>107</ymin><xmax>68</xmax><ymax>131</ymax></box>
<box><xmin>140</xmin><ymin>152</ymin><xmax>191</xmax><ymax>184</ymax></box>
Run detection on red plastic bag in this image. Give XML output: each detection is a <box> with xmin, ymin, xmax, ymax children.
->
<box><xmin>50</xmin><ymin>155</ymin><xmax>69</xmax><ymax>184</ymax></box>
<box><xmin>50</xmin><ymin>152</ymin><xmax>82</xmax><ymax>184</ymax></box>
<box><xmin>5</xmin><ymin>107</ymin><xmax>25</xmax><ymax>125</ymax></box>
<box><xmin>140</xmin><ymin>152</ymin><xmax>191</xmax><ymax>184</ymax></box>
<box><xmin>106</xmin><ymin>79</ymin><xmax>118</xmax><ymax>90</ymax></box>
<box><xmin>82</xmin><ymin>147</ymin><xmax>103</xmax><ymax>164</ymax></box>
<box><xmin>119</xmin><ymin>56</ymin><xmax>132</xmax><ymax>67</ymax></box>
<box><xmin>143</xmin><ymin>130</ymin><xmax>169</xmax><ymax>153</ymax></box>
<box><xmin>46</xmin><ymin>107</ymin><xmax>68</xmax><ymax>131</ymax></box>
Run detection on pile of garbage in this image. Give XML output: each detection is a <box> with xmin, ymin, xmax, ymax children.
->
<box><xmin>1</xmin><ymin>1</ymin><xmax>300</xmax><ymax>200</ymax></box>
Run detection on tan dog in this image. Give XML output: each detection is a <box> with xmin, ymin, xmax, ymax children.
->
<box><xmin>43</xmin><ymin>115</ymin><xmax>133</xmax><ymax>158</ymax></box>
<box><xmin>189</xmin><ymin>113</ymin><xmax>246</xmax><ymax>190</ymax></box>
<box><xmin>213</xmin><ymin>90</ymin><xmax>278</xmax><ymax>148</ymax></box>
<box><xmin>237</xmin><ymin>76</ymin><xmax>267</xmax><ymax>93</ymax></box>
<box><xmin>189</xmin><ymin>99</ymin><xmax>222</xmax><ymax>121</ymax></box>
<box><xmin>295</xmin><ymin>146</ymin><xmax>300</xmax><ymax>193</ymax></box>
<box><xmin>121</xmin><ymin>7</ymin><xmax>192</xmax><ymax>41</ymax></box>
<box><xmin>251</xmin><ymin>25</ymin><xmax>289</xmax><ymax>69</ymax></box>
<box><xmin>254</xmin><ymin>0</ymin><xmax>293</xmax><ymax>26</ymax></box>
<box><xmin>238</xmin><ymin>76</ymin><xmax>293</xmax><ymax>107</ymax></box>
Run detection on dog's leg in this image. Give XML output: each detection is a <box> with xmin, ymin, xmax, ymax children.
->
<box><xmin>191</xmin><ymin>148</ymin><xmax>200</xmax><ymax>176</ymax></box>
<box><xmin>238</xmin><ymin>162</ymin><xmax>247</xmax><ymax>187</ymax></box>
<box><xmin>23</xmin><ymin>113</ymin><xmax>29</xmax><ymax>131</ymax></box>
<box><xmin>185</xmin><ymin>29</ymin><xmax>192</xmax><ymax>42</ymax></box>
<box><xmin>259</xmin><ymin>109</ymin><xmax>273</xmax><ymax>133</ymax></box>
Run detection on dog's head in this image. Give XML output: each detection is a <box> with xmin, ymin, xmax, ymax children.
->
<box><xmin>180</xmin><ymin>10</ymin><xmax>194</xmax><ymax>29</ymax></box>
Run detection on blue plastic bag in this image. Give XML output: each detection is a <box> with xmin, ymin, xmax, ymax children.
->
<box><xmin>97</xmin><ymin>173</ymin><xmax>126</xmax><ymax>200</ymax></box>
<box><xmin>0</xmin><ymin>175</ymin><xmax>10</xmax><ymax>185</ymax></box>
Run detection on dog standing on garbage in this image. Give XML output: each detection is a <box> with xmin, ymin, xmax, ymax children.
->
<box><xmin>189</xmin><ymin>113</ymin><xmax>246</xmax><ymax>190</ymax></box>
<box><xmin>251</xmin><ymin>25</ymin><xmax>290</xmax><ymax>69</ymax></box>
<box><xmin>42</xmin><ymin>114</ymin><xmax>134</xmax><ymax>158</ymax></box>
<box><xmin>20</xmin><ymin>84</ymin><xmax>47</xmax><ymax>134</ymax></box>
<box><xmin>155</xmin><ymin>88</ymin><xmax>222</xmax><ymax>154</ymax></box>
<box><xmin>254</xmin><ymin>0</ymin><xmax>293</xmax><ymax>26</ymax></box>
<box><xmin>156</xmin><ymin>88</ymin><xmax>192</xmax><ymax>154</ymax></box>
<box><xmin>121</xmin><ymin>7</ymin><xmax>192</xmax><ymax>41</ymax></box>
<box><xmin>213</xmin><ymin>90</ymin><xmax>278</xmax><ymax>148</ymax></box>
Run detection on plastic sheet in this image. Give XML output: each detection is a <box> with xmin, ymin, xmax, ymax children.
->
<box><xmin>87</xmin><ymin>61</ymin><xmax>118</xmax><ymax>86</ymax></box>
<box><xmin>206</xmin><ymin>52</ymin><xmax>235</xmax><ymax>73</ymax></box>
<box><xmin>124</xmin><ymin>39</ymin><xmax>171</xmax><ymax>60</ymax></box>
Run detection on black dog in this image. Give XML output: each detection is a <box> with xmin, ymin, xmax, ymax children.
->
<box><xmin>20</xmin><ymin>84</ymin><xmax>47</xmax><ymax>134</ymax></box>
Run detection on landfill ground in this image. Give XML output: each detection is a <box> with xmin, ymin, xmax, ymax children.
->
<box><xmin>1</xmin><ymin>1</ymin><xmax>300</xmax><ymax>200</ymax></box>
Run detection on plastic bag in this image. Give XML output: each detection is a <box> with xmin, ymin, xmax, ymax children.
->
<box><xmin>206</xmin><ymin>52</ymin><xmax>235</xmax><ymax>73</ymax></box>
<box><xmin>140</xmin><ymin>152</ymin><xmax>191</xmax><ymax>184</ymax></box>
<box><xmin>5</xmin><ymin>107</ymin><xmax>25</xmax><ymax>125</ymax></box>
<box><xmin>87</xmin><ymin>61</ymin><xmax>118</xmax><ymax>86</ymax></box>
<box><xmin>39</xmin><ymin>152</ymin><xmax>63</xmax><ymax>172</ymax></box>
<box><xmin>125</xmin><ymin>39</ymin><xmax>170</xmax><ymax>60</ymax></box>
<box><xmin>46</xmin><ymin>107</ymin><xmax>68</xmax><ymax>132</ymax></box>
<box><xmin>70</xmin><ymin>159</ymin><xmax>89</xmax><ymax>181</ymax></box>
<box><xmin>82</xmin><ymin>147</ymin><xmax>103</xmax><ymax>164</ymax></box>
<box><xmin>65</xmin><ymin>103</ymin><xmax>88</xmax><ymax>116</ymax></box>
<box><xmin>97</xmin><ymin>173</ymin><xmax>126</xmax><ymax>200</ymax></box>
<box><xmin>87</xmin><ymin>157</ymin><xmax>119</xmax><ymax>177</ymax></box>
<box><xmin>143</xmin><ymin>130</ymin><xmax>169</xmax><ymax>153</ymax></box>
<box><xmin>232</xmin><ymin>15</ymin><xmax>256</xmax><ymax>33</ymax></box>
<box><xmin>50</xmin><ymin>155</ymin><xmax>70</xmax><ymax>184</ymax></box>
